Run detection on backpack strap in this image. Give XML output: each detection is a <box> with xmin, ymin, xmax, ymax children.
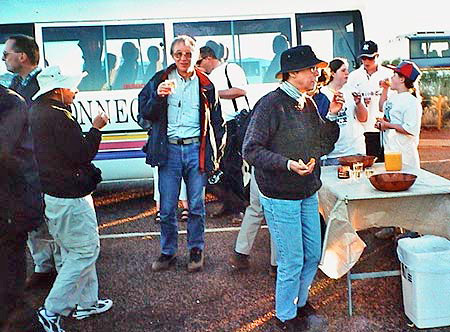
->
<box><xmin>224</xmin><ymin>63</ymin><xmax>250</xmax><ymax>112</ymax></box>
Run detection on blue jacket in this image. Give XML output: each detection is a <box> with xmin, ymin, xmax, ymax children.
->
<box><xmin>138</xmin><ymin>64</ymin><xmax>225</xmax><ymax>173</ymax></box>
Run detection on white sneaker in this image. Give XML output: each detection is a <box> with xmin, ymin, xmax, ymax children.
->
<box><xmin>72</xmin><ymin>299</ymin><xmax>113</xmax><ymax>320</ymax></box>
<box><xmin>37</xmin><ymin>307</ymin><xmax>65</xmax><ymax>332</ymax></box>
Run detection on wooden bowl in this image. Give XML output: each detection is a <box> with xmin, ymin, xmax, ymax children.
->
<box><xmin>338</xmin><ymin>155</ymin><xmax>377</xmax><ymax>169</ymax></box>
<box><xmin>369</xmin><ymin>173</ymin><xmax>417</xmax><ymax>192</ymax></box>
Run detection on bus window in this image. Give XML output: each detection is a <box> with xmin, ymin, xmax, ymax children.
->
<box><xmin>105</xmin><ymin>24</ymin><xmax>165</xmax><ymax>89</ymax></box>
<box><xmin>174</xmin><ymin>18</ymin><xmax>292</xmax><ymax>84</ymax></box>
<box><xmin>0</xmin><ymin>23</ymin><xmax>35</xmax><ymax>87</ymax></box>
<box><xmin>296</xmin><ymin>11</ymin><xmax>364</xmax><ymax>70</ymax></box>
<box><xmin>41</xmin><ymin>23</ymin><xmax>165</xmax><ymax>91</ymax></box>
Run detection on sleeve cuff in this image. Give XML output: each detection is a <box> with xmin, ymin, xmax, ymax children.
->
<box><xmin>326</xmin><ymin>112</ymin><xmax>338</xmax><ymax>121</ymax></box>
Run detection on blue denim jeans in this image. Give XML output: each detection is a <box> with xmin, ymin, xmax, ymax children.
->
<box><xmin>158</xmin><ymin>142</ymin><xmax>206</xmax><ymax>255</ymax></box>
<box><xmin>260</xmin><ymin>193</ymin><xmax>321</xmax><ymax>322</ymax></box>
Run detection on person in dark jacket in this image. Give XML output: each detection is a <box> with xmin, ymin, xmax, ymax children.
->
<box><xmin>243</xmin><ymin>46</ymin><xmax>340</xmax><ymax>331</ymax></box>
<box><xmin>138</xmin><ymin>35</ymin><xmax>225</xmax><ymax>273</ymax></box>
<box><xmin>0</xmin><ymin>85</ymin><xmax>44</xmax><ymax>331</ymax></box>
<box><xmin>30</xmin><ymin>66</ymin><xmax>112</xmax><ymax>332</ymax></box>
<box><xmin>2</xmin><ymin>34</ymin><xmax>58</xmax><ymax>290</ymax></box>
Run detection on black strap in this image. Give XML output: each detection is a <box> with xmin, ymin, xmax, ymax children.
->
<box><xmin>224</xmin><ymin>63</ymin><xmax>250</xmax><ymax>112</ymax></box>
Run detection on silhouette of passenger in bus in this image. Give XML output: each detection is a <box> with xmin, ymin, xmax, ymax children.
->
<box><xmin>263</xmin><ymin>34</ymin><xmax>290</xmax><ymax>83</ymax></box>
<box><xmin>102</xmin><ymin>53</ymin><xmax>117</xmax><ymax>90</ymax></box>
<box><xmin>78</xmin><ymin>38</ymin><xmax>106</xmax><ymax>91</ymax></box>
<box><xmin>112</xmin><ymin>42</ymin><xmax>139</xmax><ymax>89</ymax></box>
<box><xmin>144</xmin><ymin>45</ymin><xmax>161</xmax><ymax>81</ymax></box>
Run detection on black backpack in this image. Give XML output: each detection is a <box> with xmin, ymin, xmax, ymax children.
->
<box><xmin>224</xmin><ymin>64</ymin><xmax>253</xmax><ymax>155</ymax></box>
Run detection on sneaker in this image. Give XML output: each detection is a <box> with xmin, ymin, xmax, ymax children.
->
<box><xmin>179</xmin><ymin>208</ymin><xmax>189</xmax><ymax>222</ymax></box>
<box><xmin>154</xmin><ymin>211</ymin><xmax>161</xmax><ymax>223</ymax></box>
<box><xmin>37</xmin><ymin>307</ymin><xmax>65</xmax><ymax>332</ymax></box>
<box><xmin>229</xmin><ymin>252</ymin><xmax>250</xmax><ymax>270</ymax></box>
<box><xmin>187</xmin><ymin>248</ymin><xmax>204</xmax><ymax>272</ymax></box>
<box><xmin>25</xmin><ymin>270</ymin><xmax>57</xmax><ymax>290</ymax></box>
<box><xmin>72</xmin><ymin>299</ymin><xmax>113</xmax><ymax>320</ymax></box>
<box><xmin>151</xmin><ymin>254</ymin><xmax>176</xmax><ymax>272</ymax></box>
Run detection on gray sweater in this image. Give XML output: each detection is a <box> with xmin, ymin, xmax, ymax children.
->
<box><xmin>243</xmin><ymin>88</ymin><xmax>339</xmax><ymax>200</ymax></box>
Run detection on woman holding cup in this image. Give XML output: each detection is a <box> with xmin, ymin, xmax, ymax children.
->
<box><xmin>376</xmin><ymin>61</ymin><xmax>422</xmax><ymax>169</ymax></box>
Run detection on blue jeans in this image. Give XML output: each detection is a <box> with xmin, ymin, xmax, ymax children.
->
<box><xmin>260</xmin><ymin>193</ymin><xmax>321</xmax><ymax>322</ymax></box>
<box><xmin>158</xmin><ymin>142</ymin><xmax>206</xmax><ymax>255</ymax></box>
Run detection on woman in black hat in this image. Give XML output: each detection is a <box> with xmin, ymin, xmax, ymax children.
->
<box><xmin>243</xmin><ymin>45</ymin><xmax>340</xmax><ymax>330</ymax></box>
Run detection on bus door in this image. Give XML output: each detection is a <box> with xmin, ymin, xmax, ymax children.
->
<box><xmin>296</xmin><ymin>11</ymin><xmax>364</xmax><ymax>70</ymax></box>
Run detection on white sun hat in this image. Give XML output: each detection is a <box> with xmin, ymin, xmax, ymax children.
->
<box><xmin>32</xmin><ymin>66</ymin><xmax>87</xmax><ymax>100</ymax></box>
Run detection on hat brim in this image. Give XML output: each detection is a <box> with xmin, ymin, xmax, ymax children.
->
<box><xmin>358</xmin><ymin>53</ymin><xmax>378</xmax><ymax>59</ymax></box>
<box><xmin>32</xmin><ymin>72</ymin><xmax>87</xmax><ymax>100</ymax></box>
<box><xmin>275</xmin><ymin>60</ymin><xmax>328</xmax><ymax>79</ymax></box>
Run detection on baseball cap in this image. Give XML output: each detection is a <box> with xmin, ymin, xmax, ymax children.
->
<box><xmin>359</xmin><ymin>40</ymin><xmax>378</xmax><ymax>58</ymax></box>
<box><xmin>384</xmin><ymin>61</ymin><xmax>421</xmax><ymax>82</ymax></box>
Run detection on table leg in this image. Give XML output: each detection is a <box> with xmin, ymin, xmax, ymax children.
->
<box><xmin>346</xmin><ymin>270</ymin><xmax>401</xmax><ymax>316</ymax></box>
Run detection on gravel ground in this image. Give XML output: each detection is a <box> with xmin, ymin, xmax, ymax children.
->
<box><xmin>22</xmin><ymin>132</ymin><xmax>450</xmax><ymax>332</ymax></box>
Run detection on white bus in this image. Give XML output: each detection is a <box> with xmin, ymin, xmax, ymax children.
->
<box><xmin>1</xmin><ymin>0</ymin><xmax>367</xmax><ymax>182</ymax></box>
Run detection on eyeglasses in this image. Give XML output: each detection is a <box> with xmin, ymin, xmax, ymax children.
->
<box><xmin>173</xmin><ymin>51</ymin><xmax>192</xmax><ymax>60</ymax></box>
<box><xmin>360</xmin><ymin>56</ymin><xmax>375</xmax><ymax>61</ymax></box>
<box><xmin>2</xmin><ymin>50</ymin><xmax>20</xmax><ymax>58</ymax></box>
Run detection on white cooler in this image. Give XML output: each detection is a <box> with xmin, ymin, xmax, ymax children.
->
<box><xmin>397</xmin><ymin>235</ymin><xmax>450</xmax><ymax>329</ymax></box>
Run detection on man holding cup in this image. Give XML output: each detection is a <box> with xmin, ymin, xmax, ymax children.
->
<box><xmin>139</xmin><ymin>36</ymin><xmax>225</xmax><ymax>273</ymax></box>
<box><xmin>347</xmin><ymin>40</ymin><xmax>391</xmax><ymax>161</ymax></box>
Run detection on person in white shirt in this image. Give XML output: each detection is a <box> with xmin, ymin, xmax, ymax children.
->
<box><xmin>197</xmin><ymin>46</ymin><xmax>248</xmax><ymax>217</ymax></box>
<box><xmin>319</xmin><ymin>58</ymin><xmax>368</xmax><ymax>165</ymax></box>
<box><xmin>347</xmin><ymin>40</ymin><xmax>391</xmax><ymax>161</ymax></box>
<box><xmin>374</xmin><ymin>61</ymin><xmax>422</xmax><ymax>240</ymax></box>
<box><xmin>376</xmin><ymin>61</ymin><xmax>423</xmax><ymax>169</ymax></box>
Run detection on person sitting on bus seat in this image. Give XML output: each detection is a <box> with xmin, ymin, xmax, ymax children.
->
<box><xmin>263</xmin><ymin>34</ymin><xmax>290</xmax><ymax>83</ymax></box>
<box><xmin>112</xmin><ymin>41</ymin><xmax>139</xmax><ymax>89</ymax></box>
<box><xmin>144</xmin><ymin>45</ymin><xmax>161</xmax><ymax>82</ymax></box>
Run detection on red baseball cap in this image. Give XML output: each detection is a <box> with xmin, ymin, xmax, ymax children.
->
<box><xmin>384</xmin><ymin>61</ymin><xmax>421</xmax><ymax>82</ymax></box>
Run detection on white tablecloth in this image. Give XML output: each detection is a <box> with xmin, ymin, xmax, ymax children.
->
<box><xmin>318</xmin><ymin>164</ymin><xmax>450</xmax><ymax>279</ymax></box>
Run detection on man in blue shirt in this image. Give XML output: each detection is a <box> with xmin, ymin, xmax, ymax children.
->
<box><xmin>138</xmin><ymin>35</ymin><xmax>225</xmax><ymax>272</ymax></box>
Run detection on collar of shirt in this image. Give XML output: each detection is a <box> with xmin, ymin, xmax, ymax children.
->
<box><xmin>19</xmin><ymin>67</ymin><xmax>41</xmax><ymax>87</ymax></box>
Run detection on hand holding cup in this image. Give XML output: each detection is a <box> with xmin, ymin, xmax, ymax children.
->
<box><xmin>157</xmin><ymin>79</ymin><xmax>176</xmax><ymax>97</ymax></box>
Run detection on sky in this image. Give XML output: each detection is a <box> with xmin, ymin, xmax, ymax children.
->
<box><xmin>362</xmin><ymin>0</ymin><xmax>450</xmax><ymax>59</ymax></box>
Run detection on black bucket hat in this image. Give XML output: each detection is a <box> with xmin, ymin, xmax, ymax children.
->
<box><xmin>275</xmin><ymin>45</ymin><xmax>327</xmax><ymax>79</ymax></box>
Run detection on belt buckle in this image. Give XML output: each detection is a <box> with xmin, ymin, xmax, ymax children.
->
<box><xmin>177</xmin><ymin>138</ymin><xmax>184</xmax><ymax>145</ymax></box>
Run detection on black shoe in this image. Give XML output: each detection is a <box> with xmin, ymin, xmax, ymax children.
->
<box><xmin>269</xmin><ymin>265</ymin><xmax>277</xmax><ymax>277</ymax></box>
<box><xmin>187</xmin><ymin>248</ymin><xmax>204</xmax><ymax>272</ymax></box>
<box><xmin>274</xmin><ymin>317</ymin><xmax>300</xmax><ymax>331</ymax></box>
<box><xmin>151</xmin><ymin>254</ymin><xmax>176</xmax><ymax>272</ymax></box>
<box><xmin>297</xmin><ymin>302</ymin><xmax>328</xmax><ymax>331</ymax></box>
<box><xmin>229</xmin><ymin>252</ymin><xmax>250</xmax><ymax>270</ymax></box>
